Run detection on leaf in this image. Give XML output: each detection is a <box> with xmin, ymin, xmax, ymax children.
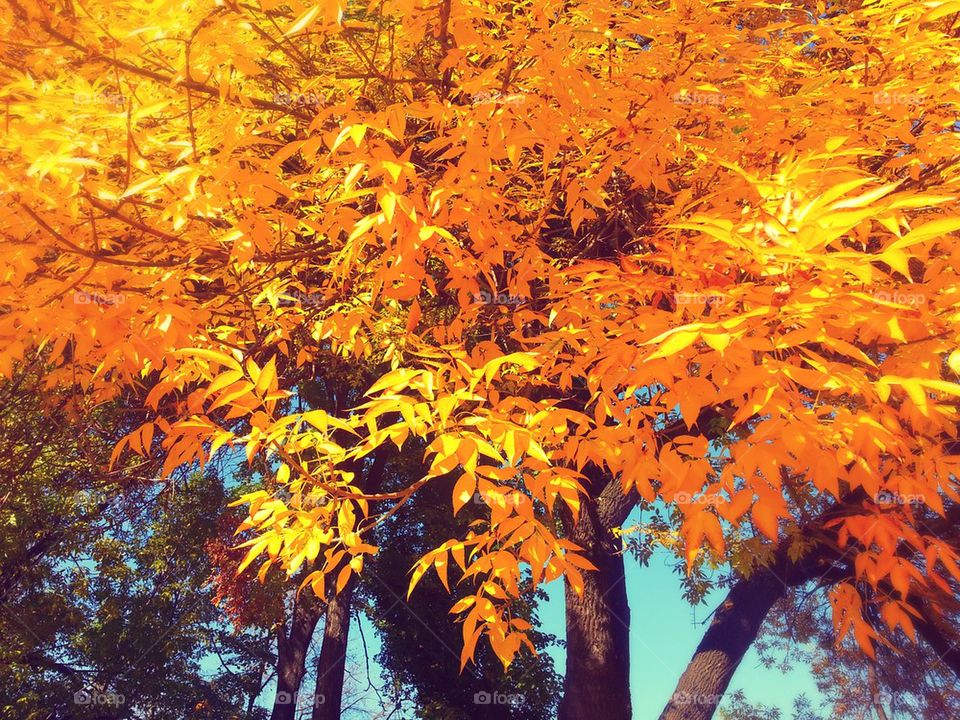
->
<box><xmin>336</xmin><ymin>564</ymin><xmax>352</xmax><ymax>593</ymax></box>
<box><xmin>285</xmin><ymin>4</ymin><xmax>322</xmax><ymax>35</ymax></box>
<box><xmin>452</xmin><ymin>472</ymin><xmax>477</xmax><ymax>514</ymax></box>
<box><xmin>236</xmin><ymin>536</ymin><xmax>270</xmax><ymax>575</ymax></box>
<box><xmin>407</xmin><ymin>557</ymin><xmax>431</xmax><ymax>599</ymax></box>
<box><xmin>949</xmin><ymin>349</ymin><xmax>960</xmax><ymax>375</ymax></box>
<box><xmin>481</xmin><ymin>353</ymin><xmax>541</xmax><ymax>385</ymax></box>
<box><xmin>255</xmin><ymin>355</ymin><xmax>277</xmax><ymax>395</ymax></box>
<box><xmin>752</xmin><ymin>500</ymin><xmax>780</xmax><ymax>541</ymax></box>
<box><xmin>887</xmin><ymin>217</ymin><xmax>960</xmax><ymax>252</ymax></box>
<box><xmin>175</xmin><ymin>348</ymin><xmax>242</xmax><ymax>372</ymax></box>
<box><xmin>825</xmin><ymin>136</ymin><xmax>846</xmax><ymax>152</ymax></box>
<box><xmin>701</xmin><ymin>330</ymin><xmax>731</xmax><ymax>353</ymax></box>
<box><xmin>645</xmin><ymin>328</ymin><xmax>701</xmax><ymax>360</ymax></box>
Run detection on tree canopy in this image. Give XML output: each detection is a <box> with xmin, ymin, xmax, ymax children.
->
<box><xmin>3</xmin><ymin>0</ymin><xmax>960</xmax><ymax>716</ymax></box>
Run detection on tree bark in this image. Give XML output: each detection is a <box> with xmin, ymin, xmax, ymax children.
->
<box><xmin>866</xmin><ymin>663</ymin><xmax>890</xmax><ymax>720</ymax></box>
<box><xmin>307</xmin><ymin>448</ymin><xmax>389</xmax><ymax>718</ymax></box>
<box><xmin>658</xmin><ymin>571</ymin><xmax>785</xmax><ymax>720</ymax></box>
<box><xmin>270</xmin><ymin>588</ymin><xmax>323</xmax><ymax>720</ymax></box>
<box><xmin>913</xmin><ymin>601</ymin><xmax>960</xmax><ymax>680</ymax></box>
<box><xmin>311</xmin><ymin>578</ymin><xmax>355</xmax><ymax>720</ymax></box>
<box><xmin>558</xmin><ymin>498</ymin><xmax>632</xmax><ymax>720</ymax></box>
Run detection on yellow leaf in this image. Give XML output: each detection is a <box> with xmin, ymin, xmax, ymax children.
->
<box><xmin>888</xmin><ymin>217</ymin><xmax>960</xmax><ymax>252</ymax></box>
<box><xmin>647</xmin><ymin>329</ymin><xmax>700</xmax><ymax>359</ymax></box>
<box><xmin>236</xmin><ymin>536</ymin><xmax>269</xmax><ymax>575</ymax></box>
<box><xmin>255</xmin><ymin>355</ymin><xmax>277</xmax><ymax>395</ymax></box>
<box><xmin>380</xmin><ymin>191</ymin><xmax>396</xmax><ymax>222</ymax></box>
<box><xmin>382</xmin><ymin>160</ymin><xmax>404</xmax><ymax>182</ymax></box>
<box><xmin>452</xmin><ymin>472</ymin><xmax>477</xmax><ymax>514</ymax></box>
<box><xmin>176</xmin><ymin>348</ymin><xmax>242</xmax><ymax>372</ymax></box>
<box><xmin>350</xmin><ymin>124</ymin><xmax>368</xmax><ymax>147</ymax></box>
<box><xmin>825</xmin><ymin>136</ymin><xmax>846</xmax><ymax>152</ymax></box>
<box><xmin>948</xmin><ymin>349</ymin><xmax>960</xmax><ymax>375</ymax></box>
<box><xmin>344</xmin><ymin>162</ymin><xmax>365</xmax><ymax>190</ymax></box>
<box><xmin>702</xmin><ymin>330</ymin><xmax>731</xmax><ymax>353</ymax></box>
<box><xmin>285</xmin><ymin>4</ymin><xmax>321</xmax><ymax>35</ymax></box>
<box><xmin>481</xmin><ymin>353</ymin><xmax>541</xmax><ymax>385</ymax></box>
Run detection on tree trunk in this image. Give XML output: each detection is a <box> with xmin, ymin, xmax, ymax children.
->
<box><xmin>658</xmin><ymin>571</ymin><xmax>785</xmax><ymax>720</ymax></box>
<box><xmin>558</xmin><ymin>499</ymin><xmax>632</xmax><ymax>720</ymax></box>
<box><xmin>271</xmin><ymin>589</ymin><xmax>323</xmax><ymax>720</ymax></box>
<box><xmin>311</xmin><ymin>578</ymin><xmax>355</xmax><ymax>720</ymax></box>
<box><xmin>914</xmin><ymin>602</ymin><xmax>960</xmax><ymax>680</ymax></box>
<box><xmin>866</xmin><ymin>663</ymin><xmax>890</xmax><ymax>720</ymax></box>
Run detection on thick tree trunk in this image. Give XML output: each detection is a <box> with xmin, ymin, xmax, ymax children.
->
<box><xmin>558</xmin><ymin>499</ymin><xmax>632</xmax><ymax>720</ymax></box>
<box><xmin>914</xmin><ymin>603</ymin><xmax>960</xmax><ymax>680</ymax></box>
<box><xmin>658</xmin><ymin>571</ymin><xmax>785</xmax><ymax>720</ymax></box>
<box><xmin>270</xmin><ymin>589</ymin><xmax>323</xmax><ymax>720</ymax></box>
<box><xmin>311</xmin><ymin>578</ymin><xmax>355</xmax><ymax>720</ymax></box>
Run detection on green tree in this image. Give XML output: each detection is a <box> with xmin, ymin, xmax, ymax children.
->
<box><xmin>365</xmin><ymin>457</ymin><xmax>562</xmax><ymax>720</ymax></box>
<box><xmin>0</xmin><ymin>369</ymin><xmax>276</xmax><ymax>719</ymax></box>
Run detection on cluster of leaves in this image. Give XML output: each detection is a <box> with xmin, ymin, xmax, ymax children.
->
<box><xmin>364</xmin><ymin>456</ymin><xmax>562</xmax><ymax>719</ymax></box>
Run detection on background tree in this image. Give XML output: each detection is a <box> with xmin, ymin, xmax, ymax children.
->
<box><xmin>366</xmin><ymin>465</ymin><xmax>562</xmax><ymax>720</ymax></box>
<box><xmin>0</xmin><ymin>368</ymin><xmax>277</xmax><ymax>719</ymax></box>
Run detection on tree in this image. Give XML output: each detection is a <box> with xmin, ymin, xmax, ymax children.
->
<box><xmin>762</xmin><ymin>585</ymin><xmax>960</xmax><ymax>720</ymax></box>
<box><xmin>0</xmin><ymin>369</ymin><xmax>275</xmax><ymax>719</ymax></box>
<box><xmin>661</xmin><ymin>491</ymin><xmax>960</xmax><ymax>719</ymax></box>
<box><xmin>365</xmin><ymin>461</ymin><xmax>562</xmax><ymax>720</ymax></box>
<box><xmin>717</xmin><ymin>690</ymin><xmax>820</xmax><ymax>720</ymax></box>
<box><xmin>4</xmin><ymin>1</ymin><xmax>960</xmax><ymax>718</ymax></box>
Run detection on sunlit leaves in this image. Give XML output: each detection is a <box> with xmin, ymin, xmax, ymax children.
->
<box><xmin>4</xmin><ymin>0</ymin><xmax>960</xmax><ymax>672</ymax></box>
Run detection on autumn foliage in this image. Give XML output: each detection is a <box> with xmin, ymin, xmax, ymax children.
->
<box><xmin>3</xmin><ymin>0</ymin><xmax>960</xmax><ymax>674</ymax></box>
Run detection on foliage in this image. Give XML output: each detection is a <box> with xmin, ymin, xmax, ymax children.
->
<box><xmin>364</xmin><ymin>458</ymin><xmax>561</xmax><ymax>719</ymax></box>
<box><xmin>717</xmin><ymin>689</ymin><xmax>820</xmax><ymax>720</ymax></box>
<box><xmin>0</xmin><ymin>372</ymin><xmax>274</xmax><ymax>719</ymax></box>
<box><xmin>3</xmin><ymin>0</ymin><xmax>960</xmax><ymax>672</ymax></box>
<box><xmin>755</xmin><ymin>584</ymin><xmax>960</xmax><ymax>720</ymax></box>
